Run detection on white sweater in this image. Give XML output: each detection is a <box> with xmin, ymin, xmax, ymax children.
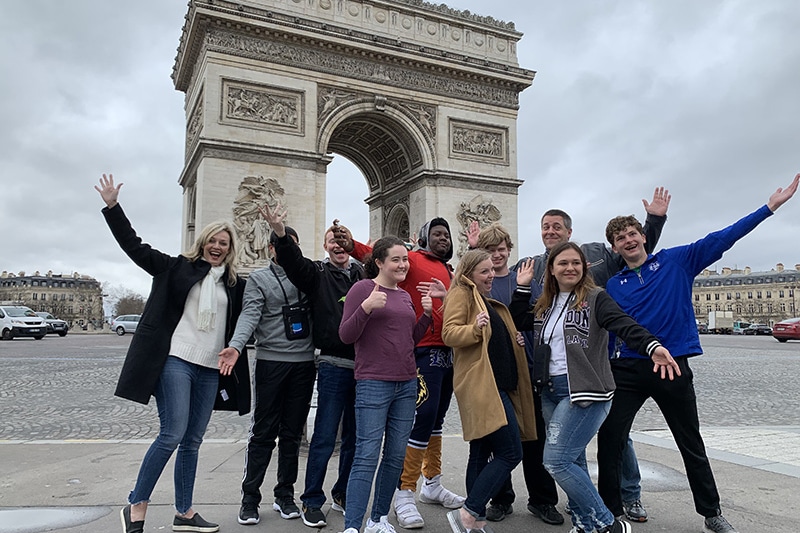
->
<box><xmin>169</xmin><ymin>280</ymin><xmax>228</xmax><ymax>368</ymax></box>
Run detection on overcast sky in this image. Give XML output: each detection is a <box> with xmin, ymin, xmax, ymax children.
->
<box><xmin>1</xmin><ymin>1</ymin><xmax>798</xmax><ymax>300</ymax></box>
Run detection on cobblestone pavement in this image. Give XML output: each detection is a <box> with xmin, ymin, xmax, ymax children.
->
<box><xmin>0</xmin><ymin>333</ymin><xmax>798</xmax><ymax>441</ymax></box>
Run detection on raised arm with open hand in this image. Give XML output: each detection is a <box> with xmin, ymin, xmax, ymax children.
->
<box><xmin>466</xmin><ymin>220</ymin><xmax>480</xmax><ymax>248</ymax></box>
<box><xmin>642</xmin><ymin>186</ymin><xmax>671</xmax><ymax>217</ymax></box>
<box><xmin>257</xmin><ymin>202</ymin><xmax>287</xmax><ymax>237</ymax></box>
<box><xmin>516</xmin><ymin>258</ymin><xmax>534</xmax><ymax>286</ymax></box>
<box><xmin>766</xmin><ymin>173</ymin><xmax>800</xmax><ymax>212</ymax></box>
<box><xmin>94</xmin><ymin>173</ymin><xmax>123</xmax><ymax>208</ymax></box>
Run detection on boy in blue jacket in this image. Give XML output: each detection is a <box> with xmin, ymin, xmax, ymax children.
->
<box><xmin>597</xmin><ymin>173</ymin><xmax>799</xmax><ymax>533</ymax></box>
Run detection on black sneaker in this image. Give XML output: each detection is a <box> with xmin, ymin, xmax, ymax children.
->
<box><xmin>703</xmin><ymin>515</ymin><xmax>739</xmax><ymax>533</ymax></box>
<box><xmin>273</xmin><ymin>498</ymin><xmax>302</xmax><ymax>519</ymax></box>
<box><xmin>172</xmin><ymin>513</ymin><xmax>219</xmax><ymax>533</ymax></box>
<box><xmin>622</xmin><ymin>499</ymin><xmax>648</xmax><ymax>522</ymax></box>
<box><xmin>485</xmin><ymin>502</ymin><xmax>513</xmax><ymax>522</ymax></box>
<box><xmin>238</xmin><ymin>503</ymin><xmax>260</xmax><ymax>525</ymax></box>
<box><xmin>527</xmin><ymin>503</ymin><xmax>565</xmax><ymax>525</ymax></box>
<box><xmin>597</xmin><ymin>518</ymin><xmax>632</xmax><ymax>533</ymax></box>
<box><xmin>302</xmin><ymin>505</ymin><xmax>328</xmax><ymax>528</ymax></box>
<box><xmin>120</xmin><ymin>505</ymin><xmax>144</xmax><ymax>533</ymax></box>
<box><xmin>332</xmin><ymin>493</ymin><xmax>346</xmax><ymax>513</ymax></box>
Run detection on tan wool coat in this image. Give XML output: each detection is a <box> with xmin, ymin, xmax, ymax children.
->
<box><xmin>442</xmin><ymin>276</ymin><xmax>537</xmax><ymax>442</ymax></box>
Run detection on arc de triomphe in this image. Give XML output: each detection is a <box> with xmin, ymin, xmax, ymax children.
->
<box><xmin>172</xmin><ymin>0</ymin><xmax>534</xmax><ymax>270</ymax></box>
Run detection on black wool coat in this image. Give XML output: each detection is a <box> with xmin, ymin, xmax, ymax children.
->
<box><xmin>103</xmin><ymin>204</ymin><xmax>250</xmax><ymax>415</ymax></box>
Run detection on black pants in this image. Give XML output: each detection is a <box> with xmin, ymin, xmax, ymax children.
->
<box><xmin>241</xmin><ymin>359</ymin><xmax>316</xmax><ymax>505</ymax></box>
<box><xmin>489</xmin><ymin>389</ymin><xmax>558</xmax><ymax>507</ymax></box>
<box><xmin>597</xmin><ymin>357</ymin><xmax>721</xmax><ymax>518</ymax></box>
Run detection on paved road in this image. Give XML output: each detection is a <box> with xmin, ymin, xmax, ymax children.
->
<box><xmin>0</xmin><ymin>333</ymin><xmax>798</xmax><ymax>441</ymax></box>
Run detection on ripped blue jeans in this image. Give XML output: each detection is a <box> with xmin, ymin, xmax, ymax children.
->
<box><xmin>540</xmin><ymin>374</ymin><xmax>614</xmax><ymax>532</ymax></box>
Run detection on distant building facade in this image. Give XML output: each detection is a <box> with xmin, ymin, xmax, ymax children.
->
<box><xmin>693</xmin><ymin>263</ymin><xmax>800</xmax><ymax>326</ymax></box>
<box><xmin>0</xmin><ymin>270</ymin><xmax>104</xmax><ymax>329</ymax></box>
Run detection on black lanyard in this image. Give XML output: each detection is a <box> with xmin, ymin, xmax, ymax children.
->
<box><xmin>540</xmin><ymin>291</ymin><xmax>574</xmax><ymax>346</ymax></box>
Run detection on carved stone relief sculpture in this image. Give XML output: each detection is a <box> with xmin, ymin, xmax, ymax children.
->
<box><xmin>450</xmin><ymin>120</ymin><xmax>508</xmax><ymax>164</ymax></box>
<box><xmin>318</xmin><ymin>86</ymin><xmax>358</xmax><ymax>124</ymax></box>
<box><xmin>231</xmin><ymin>176</ymin><xmax>286</xmax><ymax>266</ymax></box>
<box><xmin>456</xmin><ymin>195</ymin><xmax>502</xmax><ymax>257</ymax></box>
<box><xmin>186</xmin><ymin>92</ymin><xmax>204</xmax><ymax>160</ymax></box>
<box><xmin>222</xmin><ymin>79</ymin><xmax>303</xmax><ymax>134</ymax></box>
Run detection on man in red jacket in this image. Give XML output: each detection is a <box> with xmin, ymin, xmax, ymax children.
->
<box><xmin>338</xmin><ymin>218</ymin><xmax>465</xmax><ymax>529</ymax></box>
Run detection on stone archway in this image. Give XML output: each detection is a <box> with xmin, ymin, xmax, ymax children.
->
<box><xmin>172</xmin><ymin>0</ymin><xmax>534</xmax><ymax>270</ymax></box>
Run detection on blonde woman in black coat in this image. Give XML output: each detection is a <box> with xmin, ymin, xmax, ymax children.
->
<box><xmin>96</xmin><ymin>174</ymin><xmax>249</xmax><ymax>533</ymax></box>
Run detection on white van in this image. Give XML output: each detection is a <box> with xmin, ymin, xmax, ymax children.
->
<box><xmin>0</xmin><ymin>305</ymin><xmax>47</xmax><ymax>340</ymax></box>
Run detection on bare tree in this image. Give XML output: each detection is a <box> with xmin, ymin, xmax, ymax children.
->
<box><xmin>115</xmin><ymin>292</ymin><xmax>146</xmax><ymax>316</ymax></box>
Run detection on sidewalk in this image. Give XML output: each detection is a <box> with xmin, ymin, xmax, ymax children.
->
<box><xmin>1</xmin><ymin>429</ymin><xmax>799</xmax><ymax>533</ymax></box>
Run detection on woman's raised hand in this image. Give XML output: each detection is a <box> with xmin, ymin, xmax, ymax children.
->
<box><xmin>94</xmin><ymin>173</ymin><xmax>122</xmax><ymax>208</ymax></box>
<box><xmin>516</xmin><ymin>258</ymin><xmax>535</xmax><ymax>286</ymax></box>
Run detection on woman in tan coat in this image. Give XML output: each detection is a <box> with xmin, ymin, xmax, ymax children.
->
<box><xmin>441</xmin><ymin>249</ymin><xmax>536</xmax><ymax>533</ymax></box>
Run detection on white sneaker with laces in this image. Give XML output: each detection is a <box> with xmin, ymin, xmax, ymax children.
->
<box><xmin>365</xmin><ymin>516</ymin><xmax>398</xmax><ymax>533</ymax></box>
<box><xmin>394</xmin><ymin>489</ymin><xmax>425</xmax><ymax>529</ymax></box>
<box><xmin>419</xmin><ymin>475</ymin><xmax>465</xmax><ymax>509</ymax></box>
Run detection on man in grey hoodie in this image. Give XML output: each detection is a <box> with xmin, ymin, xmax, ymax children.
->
<box><xmin>219</xmin><ymin>227</ymin><xmax>316</xmax><ymax>526</ymax></box>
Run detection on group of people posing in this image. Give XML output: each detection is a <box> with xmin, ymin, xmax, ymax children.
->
<box><xmin>98</xmin><ymin>171</ymin><xmax>799</xmax><ymax>533</ymax></box>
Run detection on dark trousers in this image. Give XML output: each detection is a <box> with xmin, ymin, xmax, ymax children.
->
<box><xmin>597</xmin><ymin>357</ymin><xmax>721</xmax><ymax>518</ymax></box>
<box><xmin>408</xmin><ymin>347</ymin><xmax>454</xmax><ymax>447</ymax></box>
<box><xmin>464</xmin><ymin>391</ymin><xmax>523</xmax><ymax>520</ymax></box>
<box><xmin>241</xmin><ymin>359</ymin><xmax>316</xmax><ymax>505</ymax></box>
<box><xmin>489</xmin><ymin>389</ymin><xmax>559</xmax><ymax>507</ymax></box>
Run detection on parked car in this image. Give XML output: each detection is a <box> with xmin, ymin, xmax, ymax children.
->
<box><xmin>35</xmin><ymin>312</ymin><xmax>69</xmax><ymax>336</ymax></box>
<box><xmin>745</xmin><ymin>323</ymin><xmax>772</xmax><ymax>336</ymax></box>
<box><xmin>0</xmin><ymin>305</ymin><xmax>47</xmax><ymax>340</ymax></box>
<box><xmin>732</xmin><ymin>320</ymin><xmax>751</xmax><ymax>335</ymax></box>
<box><xmin>111</xmin><ymin>314</ymin><xmax>140</xmax><ymax>336</ymax></box>
<box><xmin>772</xmin><ymin>317</ymin><xmax>800</xmax><ymax>343</ymax></box>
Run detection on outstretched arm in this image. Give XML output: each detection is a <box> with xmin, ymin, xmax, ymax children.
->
<box><xmin>767</xmin><ymin>173</ymin><xmax>800</xmax><ymax>212</ymax></box>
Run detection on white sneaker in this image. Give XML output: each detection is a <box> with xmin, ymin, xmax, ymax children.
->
<box><xmin>365</xmin><ymin>516</ymin><xmax>398</xmax><ymax>533</ymax></box>
<box><xmin>338</xmin><ymin>528</ymin><xmax>359</xmax><ymax>533</ymax></box>
<box><xmin>394</xmin><ymin>489</ymin><xmax>425</xmax><ymax>529</ymax></box>
<box><xmin>419</xmin><ymin>475</ymin><xmax>465</xmax><ymax>509</ymax></box>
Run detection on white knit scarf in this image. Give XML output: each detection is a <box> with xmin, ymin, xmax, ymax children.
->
<box><xmin>197</xmin><ymin>266</ymin><xmax>226</xmax><ymax>332</ymax></box>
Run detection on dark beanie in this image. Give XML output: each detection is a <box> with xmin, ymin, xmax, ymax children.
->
<box><xmin>270</xmin><ymin>226</ymin><xmax>299</xmax><ymax>245</ymax></box>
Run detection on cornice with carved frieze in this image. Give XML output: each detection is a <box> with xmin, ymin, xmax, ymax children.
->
<box><xmin>174</xmin><ymin>1</ymin><xmax>534</xmax><ymax>95</ymax></box>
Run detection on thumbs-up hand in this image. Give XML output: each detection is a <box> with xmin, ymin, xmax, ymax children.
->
<box><xmin>361</xmin><ymin>282</ymin><xmax>387</xmax><ymax>314</ymax></box>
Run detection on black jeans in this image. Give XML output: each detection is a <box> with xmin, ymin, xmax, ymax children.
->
<box><xmin>597</xmin><ymin>357</ymin><xmax>721</xmax><ymax>518</ymax></box>
<box><xmin>489</xmin><ymin>388</ymin><xmax>558</xmax><ymax>507</ymax></box>
<box><xmin>241</xmin><ymin>359</ymin><xmax>316</xmax><ymax>505</ymax></box>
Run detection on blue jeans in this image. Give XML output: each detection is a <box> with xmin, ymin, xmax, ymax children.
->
<box><xmin>620</xmin><ymin>437</ymin><xmax>642</xmax><ymax>503</ymax></box>
<box><xmin>128</xmin><ymin>356</ymin><xmax>218</xmax><ymax>514</ymax></box>
<box><xmin>301</xmin><ymin>362</ymin><xmax>357</xmax><ymax>508</ymax></box>
<box><xmin>540</xmin><ymin>375</ymin><xmax>614</xmax><ymax>532</ymax></box>
<box><xmin>345</xmin><ymin>379</ymin><xmax>416</xmax><ymax>531</ymax></box>
<box><xmin>464</xmin><ymin>390</ymin><xmax>523</xmax><ymax>520</ymax></box>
